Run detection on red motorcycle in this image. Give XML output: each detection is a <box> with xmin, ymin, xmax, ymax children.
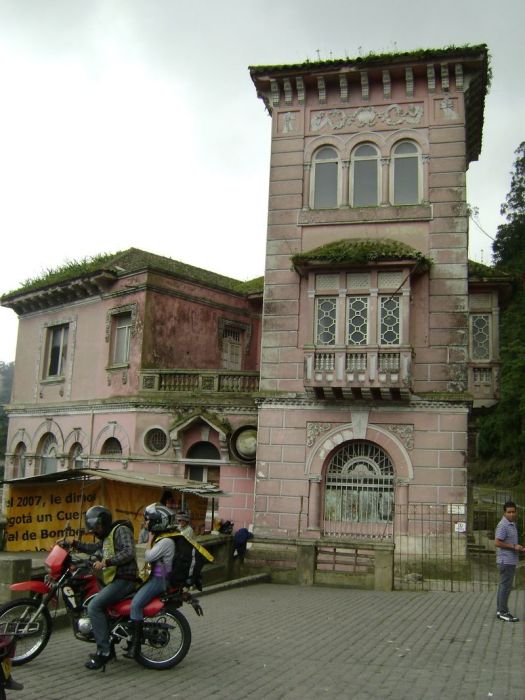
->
<box><xmin>0</xmin><ymin>542</ymin><xmax>203</xmax><ymax>670</ymax></box>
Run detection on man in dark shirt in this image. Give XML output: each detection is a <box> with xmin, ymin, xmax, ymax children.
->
<box><xmin>74</xmin><ymin>505</ymin><xmax>138</xmax><ymax>669</ymax></box>
<box><xmin>495</xmin><ymin>501</ymin><xmax>524</xmax><ymax>622</ymax></box>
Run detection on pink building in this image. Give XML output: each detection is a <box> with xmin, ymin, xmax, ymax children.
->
<box><xmin>1</xmin><ymin>45</ymin><xmax>509</xmax><ymax>584</ymax></box>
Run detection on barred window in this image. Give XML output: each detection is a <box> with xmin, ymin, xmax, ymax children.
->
<box><xmin>470</xmin><ymin>314</ymin><xmax>490</xmax><ymax>360</ymax></box>
<box><xmin>315</xmin><ymin>297</ymin><xmax>337</xmax><ymax>345</ymax></box>
<box><xmin>346</xmin><ymin>296</ymin><xmax>368</xmax><ymax>345</ymax></box>
<box><xmin>379</xmin><ymin>296</ymin><xmax>400</xmax><ymax>345</ymax></box>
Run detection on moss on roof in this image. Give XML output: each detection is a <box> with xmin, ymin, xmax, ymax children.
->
<box><xmin>292</xmin><ymin>238</ymin><xmax>432</xmax><ymax>271</ymax></box>
<box><xmin>2</xmin><ymin>247</ymin><xmax>264</xmax><ymax>300</ymax></box>
<box><xmin>468</xmin><ymin>260</ymin><xmax>512</xmax><ymax>281</ymax></box>
<box><xmin>250</xmin><ymin>43</ymin><xmax>490</xmax><ymax>85</ymax></box>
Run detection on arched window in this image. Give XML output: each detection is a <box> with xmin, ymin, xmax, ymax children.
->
<box><xmin>186</xmin><ymin>441</ymin><xmax>220</xmax><ymax>484</ymax></box>
<box><xmin>101</xmin><ymin>437</ymin><xmax>122</xmax><ymax>455</ymax></box>
<box><xmin>39</xmin><ymin>433</ymin><xmax>58</xmax><ymax>475</ymax></box>
<box><xmin>351</xmin><ymin>143</ymin><xmax>379</xmax><ymax>206</ymax></box>
<box><xmin>312</xmin><ymin>146</ymin><xmax>339</xmax><ymax>209</ymax></box>
<box><xmin>68</xmin><ymin>442</ymin><xmax>84</xmax><ymax>469</ymax></box>
<box><xmin>13</xmin><ymin>442</ymin><xmax>27</xmax><ymax>479</ymax></box>
<box><xmin>324</xmin><ymin>441</ymin><xmax>394</xmax><ymax>537</ymax></box>
<box><xmin>392</xmin><ymin>141</ymin><xmax>420</xmax><ymax>204</ymax></box>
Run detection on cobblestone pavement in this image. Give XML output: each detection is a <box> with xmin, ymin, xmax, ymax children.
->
<box><xmin>8</xmin><ymin>584</ymin><xmax>525</xmax><ymax>700</ymax></box>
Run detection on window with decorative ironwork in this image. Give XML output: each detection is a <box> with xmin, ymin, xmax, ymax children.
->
<box><xmin>470</xmin><ymin>314</ymin><xmax>490</xmax><ymax>361</ymax></box>
<box><xmin>101</xmin><ymin>437</ymin><xmax>122</xmax><ymax>455</ymax></box>
<box><xmin>324</xmin><ymin>441</ymin><xmax>394</xmax><ymax>526</ymax></box>
<box><xmin>313</xmin><ymin>272</ymin><xmax>403</xmax><ymax>348</ymax></box>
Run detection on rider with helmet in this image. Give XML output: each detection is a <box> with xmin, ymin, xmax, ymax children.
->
<box><xmin>124</xmin><ymin>503</ymin><xmax>175</xmax><ymax>659</ymax></box>
<box><xmin>73</xmin><ymin>505</ymin><xmax>138</xmax><ymax>670</ymax></box>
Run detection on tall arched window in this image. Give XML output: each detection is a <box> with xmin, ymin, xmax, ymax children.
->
<box><xmin>312</xmin><ymin>146</ymin><xmax>339</xmax><ymax>209</ymax></box>
<box><xmin>68</xmin><ymin>442</ymin><xmax>84</xmax><ymax>469</ymax></box>
<box><xmin>39</xmin><ymin>433</ymin><xmax>58</xmax><ymax>475</ymax></box>
<box><xmin>13</xmin><ymin>442</ymin><xmax>27</xmax><ymax>479</ymax></box>
<box><xmin>324</xmin><ymin>441</ymin><xmax>394</xmax><ymax>537</ymax></box>
<box><xmin>392</xmin><ymin>141</ymin><xmax>420</xmax><ymax>204</ymax></box>
<box><xmin>351</xmin><ymin>143</ymin><xmax>379</xmax><ymax>206</ymax></box>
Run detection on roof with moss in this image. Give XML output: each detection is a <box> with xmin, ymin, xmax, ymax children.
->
<box><xmin>292</xmin><ymin>239</ymin><xmax>432</xmax><ymax>274</ymax></box>
<box><xmin>1</xmin><ymin>248</ymin><xmax>264</xmax><ymax>313</ymax></box>
<box><xmin>467</xmin><ymin>260</ymin><xmax>512</xmax><ymax>282</ymax></box>
<box><xmin>249</xmin><ymin>43</ymin><xmax>489</xmax><ymax>78</ymax></box>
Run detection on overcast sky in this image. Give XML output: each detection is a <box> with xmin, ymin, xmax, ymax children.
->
<box><xmin>0</xmin><ymin>0</ymin><xmax>523</xmax><ymax>362</ymax></box>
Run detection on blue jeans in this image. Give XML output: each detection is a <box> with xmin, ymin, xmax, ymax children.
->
<box><xmin>130</xmin><ymin>575</ymin><xmax>166</xmax><ymax>622</ymax></box>
<box><xmin>87</xmin><ymin>578</ymin><xmax>136</xmax><ymax>655</ymax></box>
<box><xmin>497</xmin><ymin>563</ymin><xmax>516</xmax><ymax>613</ymax></box>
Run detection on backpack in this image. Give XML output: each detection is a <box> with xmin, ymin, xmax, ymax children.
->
<box><xmin>158</xmin><ymin>532</ymin><xmax>214</xmax><ymax>591</ymax></box>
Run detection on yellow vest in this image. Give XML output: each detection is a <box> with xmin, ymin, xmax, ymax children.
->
<box><xmin>101</xmin><ymin>524</ymin><xmax>120</xmax><ymax>585</ymax></box>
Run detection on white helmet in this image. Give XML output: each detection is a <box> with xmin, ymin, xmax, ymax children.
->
<box><xmin>143</xmin><ymin>503</ymin><xmax>173</xmax><ymax>532</ymax></box>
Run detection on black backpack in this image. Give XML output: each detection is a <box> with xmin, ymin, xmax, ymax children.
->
<box><xmin>159</xmin><ymin>533</ymin><xmax>213</xmax><ymax>591</ymax></box>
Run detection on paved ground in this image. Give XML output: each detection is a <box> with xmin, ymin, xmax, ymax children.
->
<box><xmin>5</xmin><ymin>584</ymin><xmax>525</xmax><ymax>700</ymax></box>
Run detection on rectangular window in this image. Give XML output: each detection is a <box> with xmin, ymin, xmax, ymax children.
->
<box><xmin>470</xmin><ymin>314</ymin><xmax>490</xmax><ymax>360</ymax></box>
<box><xmin>315</xmin><ymin>296</ymin><xmax>337</xmax><ymax>345</ymax></box>
<box><xmin>353</xmin><ymin>160</ymin><xmax>378</xmax><ymax>206</ymax></box>
<box><xmin>112</xmin><ymin>312</ymin><xmax>132</xmax><ymax>365</ymax></box>
<box><xmin>394</xmin><ymin>157</ymin><xmax>419</xmax><ymax>204</ymax></box>
<box><xmin>379</xmin><ymin>296</ymin><xmax>400</xmax><ymax>345</ymax></box>
<box><xmin>314</xmin><ymin>162</ymin><xmax>338</xmax><ymax>208</ymax></box>
<box><xmin>346</xmin><ymin>296</ymin><xmax>369</xmax><ymax>345</ymax></box>
<box><xmin>45</xmin><ymin>324</ymin><xmax>69</xmax><ymax>377</ymax></box>
<box><xmin>222</xmin><ymin>327</ymin><xmax>242</xmax><ymax>370</ymax></box>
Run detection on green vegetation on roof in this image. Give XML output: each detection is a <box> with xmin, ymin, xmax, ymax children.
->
<box><xmin>250</xmin><ymin>43</ymin><xmax>489</xmax><ymax>82</ymax></box>
<box><xmin>2</xmin><ymin>247</ymin><xmax>264</xmax><ymax>300</ymax></box>
<box><xmin>468</xmin><ymin>260</ymin><xmax>512</xmax><ymax>280</ymax></box>
<box><xmin>292</xmin><ymin>238</ymin><xmax>432</xmax><ymax>271</ymax></box>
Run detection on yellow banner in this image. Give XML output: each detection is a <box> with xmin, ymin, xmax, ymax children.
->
<box><xmin>4</xmin><ymin>479</ymin><xmax>208</xmax><ymax>552</ymax></box>
<box><xmin>4</xmin><ymin>480</ymin><xmax>159</xmax><ymax>552</ymax></box>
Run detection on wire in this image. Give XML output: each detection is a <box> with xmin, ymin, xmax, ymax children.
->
<box><xmin>470</xmin><ymin>214</ymin><xmax>495</xmax><ymax>241</ymax></box>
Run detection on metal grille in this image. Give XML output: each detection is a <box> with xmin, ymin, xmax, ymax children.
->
<box><xmin>315</xmin><ymin>297</ymin><xmax>337</xmax><ymax>345</ymax></box>
<box><xmin>378</xmin><ymin>271</ymin><xmax>403</xmax><ymax>289</ymax></box>
<box><xmin>471</xmin><ymin>314</ymin><xmax>490</xmax><ymax>360</ymax></box>
<box><xmin>316</xmin><ymin>273</ymin><xmax>339</xmax><ymax>290</ymax></box>
<box><xmin>379</xmin><ymin>296</ymin><xmax>400</xmax><ymax>345</ymax></box>
<box><xmin>346</xmin><ymin>296</ymin><xmax>368</xmax><ymax>345</ymax></box>
<box><xmin>324</xmin><ymin>441</ymin><xmax>394</xmax><ymax>538</ymax></box>
<box><xmin>347</xmin><ymin>272</ymin><xmax>370</xmax><ymax>289</ymax></box>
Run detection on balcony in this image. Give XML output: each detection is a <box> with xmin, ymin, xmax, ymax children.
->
<box><xmin>140</xmin><ymin>369</ymin><xmax>259</xmax><ymax>394</ymax></box>
<box><xmin>304</xmin><ymin>347</ymin><xmax>412</xmax><ymax>400</ymax></box>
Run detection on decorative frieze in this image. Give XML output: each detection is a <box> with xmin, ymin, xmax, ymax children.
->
<box><xmin>310</xmin><ymin>103</ymin><xmax>423</xmax><ymax>132</ymax></box>
<box><xmin>270</xmin><ymin>79</ymin><xmax>280</xmax><ymax>106</ymax></box>
<box><xmin>383</xmin><ymin>424</ymin><xmax>414</xmax><ymax>450</ymax></box>
<box><xmin>306</xmin><ymin>421</ymin><xmax>332</xmax><ymax>447</ymax></box>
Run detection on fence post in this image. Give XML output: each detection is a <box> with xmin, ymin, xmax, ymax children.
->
<box><xmin>374</xmin><ymin>548</ymin><xmax>394</xmax><ymax>591</ymax></box>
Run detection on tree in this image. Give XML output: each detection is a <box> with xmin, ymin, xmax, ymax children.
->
<box><xmin>492</xmin><ymin>142</ymin><xmax>525</xmax><ymax>273</ymax></box>
<box><xmin>475</xmin><ymin>143</ymin><xmax>525</xmax><ymax>485</ymax></box>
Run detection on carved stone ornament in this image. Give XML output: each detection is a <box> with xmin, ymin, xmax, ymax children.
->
<box><xmin>306</xmin><ymin>422</ymin><xmax>332</xmax><ymax>447</ymax></box>
<box><xmin>282</xmin><ymin>112</ymin><xmax>296</xmax><ymax>133</ymax></box>
<box><xmin>384</xmin><ymin>424</ymin><xmax>414</xmax><ymax>450</ymax></box>
<box><xmin>310</xmin><ymin>103</ymin><xmax>423</xmax><ymax>132</ymax></box>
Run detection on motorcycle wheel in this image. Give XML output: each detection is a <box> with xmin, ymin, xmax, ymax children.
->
<box><xmin>136</xmin><ymin>606</ymin><xmax>191</xmax><ymax>670</ymax></box>
<box><xmin>0</xmin><ymin>598</ymin><xmax>52</xmax><ymax>666</ymax></box>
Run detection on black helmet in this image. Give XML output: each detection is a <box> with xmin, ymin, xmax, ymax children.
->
<box><xmin>85</xmin><ymin>505</ymin><xmax>113</xmax><ymax>538</ymax></box>
<box><xmin>143</xmin><ymin>503</ymin><xmax>173</xmax><ymax>533</ymax></box>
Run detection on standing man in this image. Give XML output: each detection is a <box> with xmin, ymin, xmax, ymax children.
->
<box><xmin>495</xmin><ymin>500</ymin><xmax>524</xmax><ymax>622</ymax></box>
<box><xmin>176</xmin><ymin>511</ymin><xmax>194</xmax><ymax>539</ymax></box>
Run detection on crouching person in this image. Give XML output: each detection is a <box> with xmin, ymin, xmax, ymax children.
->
<box><xmin>125</xmin><ymin>503</ymin><xmax>175</xmax><ymax>659</ymax></box>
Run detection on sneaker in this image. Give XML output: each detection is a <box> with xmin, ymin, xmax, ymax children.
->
<box><xmin>497</xmin><ymin>611</ymin><xmax>519</xmax><ymax>622</ymax></box>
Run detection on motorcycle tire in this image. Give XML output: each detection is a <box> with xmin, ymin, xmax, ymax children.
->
<box><xmin>136</xmin><ymin>606</ymin><xmax>191</xmax><ymax>670</ymax></box>
<box><xmin>0</xmin><ymin>598</ymin><xmax>52</xmax><ymax>666</ymax></box>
